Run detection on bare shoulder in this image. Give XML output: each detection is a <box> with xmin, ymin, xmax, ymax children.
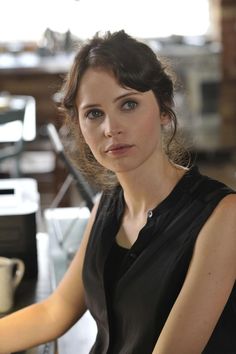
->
<box><xmin>203</xmin><ymin>193</ymin><xmax>236</xmax><ymax>238</ymax></box>
<box><xmin>215</xmin><ymin>192</ymin><xmax>236</xmax><ymax>213</ymax></box>
<box><xmin>194</xmin><ymin>193</ymin><xmax>236</xmax><ymax>278</ymax></box>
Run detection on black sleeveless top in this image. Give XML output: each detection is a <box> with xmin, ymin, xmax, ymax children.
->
<box><xmin>82</xmin><ymin>166</ymin><xmax>236</xmax><ymax>354</ymax></box>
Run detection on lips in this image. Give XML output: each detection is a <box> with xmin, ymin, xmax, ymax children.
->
<box><xmin>105</xmin><ymin>143</ymin><xmax>133</xmax><ymax>153</ymax></box>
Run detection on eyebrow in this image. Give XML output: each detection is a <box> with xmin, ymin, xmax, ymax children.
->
<box><xmin>113</xmin><ymin>91</ymin><xmax>140</xmax><ymax>103</ymax></box>
<box><xmin>80</xmin><ymin>91</ymin><xmax>140</xmax><ymax>111</ymax></box>
<box><xmin>80</xmin><ymin>103</ymin><xmax>101</xmax><ymax>110</ymax></box>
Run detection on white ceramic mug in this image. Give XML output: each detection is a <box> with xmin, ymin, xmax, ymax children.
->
<box><xmin>0</xmin><ymin>257</ymin><xmax>25</xmax><ymax>313</ymax></box>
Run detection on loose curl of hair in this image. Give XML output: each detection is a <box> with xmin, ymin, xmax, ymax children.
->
<box><xmin>59</xmin><ymin>30</ymin><xmax>188</xmax><ymax>190</ymax></box>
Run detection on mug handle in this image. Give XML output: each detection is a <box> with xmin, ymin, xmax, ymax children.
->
<box><xmin>11</xmin><ymin>258</ymin><xmax>25</xmax><ymax>290</ymax></box>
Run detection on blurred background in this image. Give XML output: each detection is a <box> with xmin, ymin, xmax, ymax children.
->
<box><xmin>0</xmin><ymin>1</ymin><xmax>236</xmax><ymax>353</ymax></box>
<box><xmin>0</xmin><ymin>0</ymin><xmax>236</xmax><ymax>209</ymax></box>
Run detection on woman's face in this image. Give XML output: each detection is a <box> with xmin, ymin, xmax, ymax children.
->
<box><xmin>76</xmin><ymin>68</ymin><xmax>168</xmax><ymax>174</ymax></box>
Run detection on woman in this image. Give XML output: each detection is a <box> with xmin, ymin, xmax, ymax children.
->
<box><xmin>0</xmin><ymin>30</ymin><xmax>235</xmax><ymax>354</ymax></box>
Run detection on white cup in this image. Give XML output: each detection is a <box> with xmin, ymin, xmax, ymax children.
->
<box><xmin>0</xmin><ymin>257</ymin><xmax>25</xmax><ymax>313</ymax></box>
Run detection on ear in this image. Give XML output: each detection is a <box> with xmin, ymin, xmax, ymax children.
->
<box><xmin>160</xmin><ymin>111</ymin><xmax>170</xmax><ymax>126</ymax></box>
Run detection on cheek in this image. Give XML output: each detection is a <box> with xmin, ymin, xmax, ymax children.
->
<box><xmin>79</xmin><ymin>124</ymin><xmax>99</xmax><ymax>154</ymax></box>
<box><xmin>141</xmin><ymin>111</ymin><xmax>161</xmax><ymax>137</ymax></box>
<box><xmin>78</xmin><ymin>120</ymin><xmax>90</xmax><ymax>145</ymax></box>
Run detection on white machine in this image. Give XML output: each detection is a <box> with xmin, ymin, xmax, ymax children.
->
<box><xmin>0</xmin><ymin>178</ymin><xmax>39</xmax><ymax>278</ymax></box>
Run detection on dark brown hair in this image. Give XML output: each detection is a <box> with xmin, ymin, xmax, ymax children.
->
<box><xmin>59</xmin><ymin>30</ymin><xmax>187</xmax><ymax>189</ymax></box>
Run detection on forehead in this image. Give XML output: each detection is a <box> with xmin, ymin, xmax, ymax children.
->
<box><xmin>76</xmin><ymin>68</ymin><xmax>132</xmax><ymax>104</ymax></box>
<box><xmin>78</xmin><ymin>68</ymin><xmax>121</xmax><ymax>91</ymax></box>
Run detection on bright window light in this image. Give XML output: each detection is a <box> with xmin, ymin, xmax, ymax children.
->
<box><xmin>0</xmin><ymin>0</ymin><xmax>210</xmax><ymax>42</ymax></box>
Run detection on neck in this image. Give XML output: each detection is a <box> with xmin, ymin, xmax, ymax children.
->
<box><xmin>116</xmin><ymin>157</ymin><xmax>187</xmax><ymax>218</ymax></box>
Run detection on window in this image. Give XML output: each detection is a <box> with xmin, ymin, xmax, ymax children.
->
<box><xmin>0</xmin><ymin>0</ymin><xmax>210</xmax><ymax>42</ymax></box>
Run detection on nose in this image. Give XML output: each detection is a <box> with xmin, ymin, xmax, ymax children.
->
<box><xmin>104</xmin><ymin>115</ymin><xmax>123</xmax><ymax>138</ymax></box>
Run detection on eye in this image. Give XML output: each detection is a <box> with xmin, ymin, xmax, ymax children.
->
<box><xmin>122</xmin><ymin>100</ymin><xmax>138</xmax><ymax>111</ymax></box>
<box><xmin>85</xmin><ymin>109</ymin><xmax>103</xmax><ymax>120</ymax></box>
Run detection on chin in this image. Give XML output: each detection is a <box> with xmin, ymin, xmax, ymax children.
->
<box><xmin>100</xmin><ymin>156</ymin><xmax>148</xmax><ymax>175</ymax></box>
<box><xmin>110</xmin><ymin>163</ymin><xmax>144</xmax><ymax>174</ymax></box>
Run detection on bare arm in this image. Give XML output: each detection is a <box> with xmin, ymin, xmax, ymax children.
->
<box><xmin>152</xmin><ymin>194</ymin><xmax>236</xmax><ymax>354</ymax></box>
<box><xmin>0</xmin><ymin>200</ymin><xmax>100</xmax><ymax>354</ymax></box>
